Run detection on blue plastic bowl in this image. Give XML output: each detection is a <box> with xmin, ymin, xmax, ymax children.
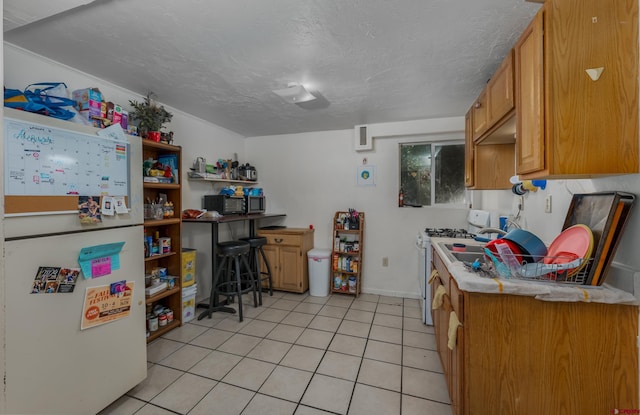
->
<box><xmin>502</xmin><ymin>229</ymin><xmax>548</xmax><ymax>262</ymax></box>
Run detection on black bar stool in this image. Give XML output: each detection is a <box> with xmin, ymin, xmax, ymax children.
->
<box><xmin>240</xmin><ymin>236</ymin><xmax>273</xmax><ymax>305</ymax></box>
<box><xmin>200</xmin><ymin>240</ymin><xmax>257</xmax><ymax>322</ymax></box>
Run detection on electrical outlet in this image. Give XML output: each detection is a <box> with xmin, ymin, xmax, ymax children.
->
<box><xmin>545</xmin><ymin>195</ymin><xmax>552</xmax><ymax>213</ymax></box>
<box><xmin>382</xmin><ymin>257</ymin><xmax>389</xmax><ymax>267</ymax></box>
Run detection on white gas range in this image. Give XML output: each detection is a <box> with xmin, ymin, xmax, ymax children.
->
<box><xmin>415</xmin><ymin>210</ymin><xmax>492</xmax><ymax>325</ymax></box>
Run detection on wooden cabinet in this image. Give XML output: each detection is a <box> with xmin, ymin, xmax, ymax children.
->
<box><xmin>472</xmin><ymin>50</ymin><xmax>516</xmax><ymax>145</ymax></box>
<box><xmin>142</xmin><ymin>140</ymin><xmax>183</xmax><ymax>342</ymax></box>
<box><xmin>431</xmin><ymin>252</ymin><xmax>464</xmax><ymax>414</ymax></box>
<box><xmin>465</xmin><ymin>50</ymin><xmax>516</xmax><ymax>190</ymax></box>
<box><xmin>330</xmin><ymin>211</ymin><xmax>365</xmax><ymax>297</ymax></box>
<box><xmin>515</xmin><ymin>1</ymin><xmax>639</xmax><ymax>178</ymax></box>
<box><xmin>257</xmin><ymin>228</ymin><xmax>314</xmax><ymax>293</ymax></box>
<box><xmin>487</xmin><ymin>50</ymin><xmax>515</xmax><ymax>128</ymax></box>
<box><xmin>431</xmin><ymin>248</ymin><xmax>638</xmax><ymax>415</ymax></box>
<box><xmin>465</xmin><ymin>108</ymin><xmax>514</xmax><ymax>190</ymax></box>
<box><xmin>464</xmin><ymin>110</ymin><xmax>475</xmax><ymax>188</ymax></box>
<box><xmin>471</xmin><ymin>89</ymin><xmax>488</xmax><ymax>140</ymax></box>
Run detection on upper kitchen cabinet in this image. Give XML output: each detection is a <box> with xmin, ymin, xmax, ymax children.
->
<box><xmin>464</xmin><ymin>110</ymin><xmax>475</xmax><ymax>188</ymax></box>
<box><xmin>515</xmin><ymin>0</ymin><xmax>639</xmax><ymax>179</ymax></box>
<box><xmin>465</xmin><ymin>108</ymin><xmax>514</xmax><ymax>190</ymax></box>
<box><xmin>471</xmin><ymin>89</ymin><xmax>488</xmax><ymax>140</ymax></box>
<box><xmin>472</xmin><ymin>50</ymin><xmax>516</xmax><ymax>145</ymax></box>
<box><xmin>465</xmin><ymin>49</ymin><xmax>516</xmax><ymax>190</ymax></box>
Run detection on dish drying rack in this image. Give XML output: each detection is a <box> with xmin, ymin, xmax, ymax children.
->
<box><xmin>483</xmin><ymin>244</ymin><xmax>593</xmax><ymax>285</ymax></box>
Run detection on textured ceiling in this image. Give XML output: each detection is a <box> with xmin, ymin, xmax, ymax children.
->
<box><xmin>4</xmin><ymin>0</ymin><xmax>541</xmax><ymax>137</ymax></box>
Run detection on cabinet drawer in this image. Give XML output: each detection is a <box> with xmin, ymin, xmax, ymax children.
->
<box><xmin>259</xmin><ymin>233</ymin><xmax>302</xmax><ymax>246</ymax></box>
<box><xmin>432</xmin><ymin>249</ymin><xmax>451</xmax><ymax>294</ymax></box>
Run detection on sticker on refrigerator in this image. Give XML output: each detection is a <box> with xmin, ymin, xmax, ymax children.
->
<box><xmin>78</xmin><ymin>242</ymin><xmax>125</xmax><ymax>279</ymax></box>
<box><xmin>91</xmin><ymin>256</ymin><xmax>112</xmax><ymax>278</ymax></box>
<box><xmin>31</xmin><ymin>266</ymin><xmax>80</xmax><ymax>294</ymax></box>
<box><xmin>113</xmin><ymin>196</ymin><xmax>128</xmax><ymax>214</ymax></box>
<box><xmin>81</xmin><ymin>282</ymin><xmax>134</xmax><ymax>330</ymax></box>
<box><xmin>78</xmin><ymin>195</ymin><xmax>102</xmax><ymax>224</ymax></box>
<box><xmin>101</xmin><ymin>196</ymin><xmax>115</xmax><ymax>216</ymax></box>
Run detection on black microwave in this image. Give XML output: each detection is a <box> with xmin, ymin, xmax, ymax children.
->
<box><xmin>203</xmin><ymin>195</ymin><xmax>245</xmax><ymax>215</ymax></box>
<box><xmin>245</xmin><ymin>195</ymin><xmax>266</xmax><ymax>214</ymax></box>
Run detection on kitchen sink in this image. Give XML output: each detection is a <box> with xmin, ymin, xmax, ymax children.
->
<box><xmin>437</xmin><ymin>241</ymin><xmax>487</xmax><ymax>264</ymax></box>
<box><xmin>449</xmin><ymin>251</ymin><xmax>486</xmax><ymax>263</ymax></box>
<box><xmin>443</xmin><ymin>243</ymin><xmax>485</xmax><ymax>253</ymax></box>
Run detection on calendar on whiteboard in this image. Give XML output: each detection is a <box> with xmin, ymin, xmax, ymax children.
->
<box><xmin>4</xmin><ymin>118</ymin><xmax>129</xmax><ymax>197</ymax></box>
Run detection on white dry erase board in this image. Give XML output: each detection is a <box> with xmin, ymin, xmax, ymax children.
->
<box><xmin>4</xmin><ymin>115</ymin><xmax>130</xmax><ymax>214</ymax></box>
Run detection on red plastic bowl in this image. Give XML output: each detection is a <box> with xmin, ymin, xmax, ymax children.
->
<box><xmin>484</xmin><ymin>238</ymin><xmax>525</xmax><ymax>264</ymax></box>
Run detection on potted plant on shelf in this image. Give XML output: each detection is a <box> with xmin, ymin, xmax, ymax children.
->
<box><xmin>129</xmin><ymin>91</ymin><xmax>173</xmax><ymax>142</ymax></box>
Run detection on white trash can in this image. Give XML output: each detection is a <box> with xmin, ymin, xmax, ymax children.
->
<box><xmin>307</xmin><ymin>248</ymin><xmax>331</xmax><ymax>297</ymax></box>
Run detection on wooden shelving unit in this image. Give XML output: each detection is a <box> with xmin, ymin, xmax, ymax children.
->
<box><xmin>187</xmin><ymin>173</ymin><xmax>259</xmax><ymax>185</ymax></box>
<box><xmin>142</xmin><ymin>139</ymin><xmax>183</xmax><ymax>343</ymax></box>
<box><xmin>330</xmin><ymin>211</ymin><xmax>364</xmax><ymax>297</ymax></box>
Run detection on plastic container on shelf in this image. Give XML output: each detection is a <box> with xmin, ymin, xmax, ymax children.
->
<box><xmin>307</xmin><ymin>248</ymin><xmax>331</xmax><ymax>297</ymax></box>
<box><xmin>181</xmin><ymin>248</ymin><xmax>197</xmax><ymax>287</ymax></box>
<box><xmin>181</xmin><ymin>284</ymin><xmax>197</xmax><ymax>323</ymax></box>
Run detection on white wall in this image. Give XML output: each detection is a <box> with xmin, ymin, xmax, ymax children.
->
<box><xmin>247</xmin><ymin>125</ymin><xmax>469</xmax><ymax>297</ymax></box>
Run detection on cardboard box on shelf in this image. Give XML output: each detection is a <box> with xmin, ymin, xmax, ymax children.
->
<box><xmin>72</xmin><ymin>88</ymin><xmax>102</xmax><ymax>119</ymax></box>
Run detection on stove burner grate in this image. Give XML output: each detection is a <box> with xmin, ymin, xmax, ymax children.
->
<box><xmin>424</xmin><ymin>228</ymin><xmax>475</xmax><ymax>239</ymax></box>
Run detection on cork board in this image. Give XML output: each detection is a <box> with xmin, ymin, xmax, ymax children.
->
<box><xmin>5</xmin><ymin>195</ymin><xmax>129</xmax><ymax>215</ymax></box>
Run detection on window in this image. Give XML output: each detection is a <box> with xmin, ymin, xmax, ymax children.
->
<box><xmin>399</xmin><ymin>141</ymin><xmax>466</xmax><ymax>206</ymax></box>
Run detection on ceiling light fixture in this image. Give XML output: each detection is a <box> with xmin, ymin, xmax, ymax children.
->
<box><xmin>272</xmin><ymin>82</ymin><xmax>317</xmax><ymax>103</ymax></box>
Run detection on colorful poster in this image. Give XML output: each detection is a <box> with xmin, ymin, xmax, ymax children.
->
<box><xmin>81</xmin><ymin>281</ymin><xmax>134</xmax><ymax>330</ymax></box>
<box><xmin>31</xmin><ymin>266</ymin><xmax>80</xmax><ymax>294</ymax></box>
<box><xmin>357</xmin><ymin>165</ymin><xmax>376</xmax><ymax>186</ymax></box>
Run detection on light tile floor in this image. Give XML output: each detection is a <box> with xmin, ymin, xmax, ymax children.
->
<box><xmin>99</xmin><ymin>292</ymin><xmax>452</xmax><ymax>415</ymax></box>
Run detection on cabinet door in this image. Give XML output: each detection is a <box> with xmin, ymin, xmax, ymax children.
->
<box><xmin>464</xmin><ymin>109</ymin><xmax>475</xmax><ymax>188</ymax></box>
<box><xmin>515</xmin><ymin>9</ymin><xmax>545</xmax><ymax>175</ymax></box>
<box><xmin>546</xmin><ymin>0</ymin><xmax>638</xmax><ymax>176</ymax></box>
<box><xmin>474</xmin><ymin>144</ymin><xmax>514</xmax><ymax>190</ymax></box>
<box><xmin>487</xmin><ymin>50</ymin><xmax>514</xmax><ymax>126</ymax></box>
<box><xmin>471</xmin><ymin>89</ymin><xmax>488</xmax><ymax>141</ymax></box>
<box><xmin>261</xmin><ymin>244</ymin><xmax>281</xmax><ymax>289</ymax></box>
<box><xmin>430</xmin><ymin>272</ymin><xmax>450</xmax><ymax>375</ymax></box>
<box><xmin>279</xmin><ymin>246</ymin><xmax>303</xmax><ymax>292</ymax></box>
<box><xmin>449</xmin><ymin>279</ymin><xmax>464</xmax><ymax>415</ymax></box>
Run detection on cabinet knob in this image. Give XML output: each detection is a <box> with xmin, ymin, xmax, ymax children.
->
<box><xmin>275</xmin><ymin>238</ymin><xmax>283</xmax><ymax>243</ymax></box>
<box><xmin>474</xmin><ymin>102</ymin><xmax>482</xmax><ymax>109</ymax></box>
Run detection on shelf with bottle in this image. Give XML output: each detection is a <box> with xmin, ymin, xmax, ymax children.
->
<box><xmin>142</xmin><ymin>139</ymin><xmax>182</xmax><ymax>342</ymax></box>
<box><xmin>331</xmin><ymin>210</ymin><xmax>364</xmax><ymax>297</ymax></box>
<box><xmin>187</xmin><ymin>173</ymin><xmax>259</xmax><ymax>186</ymax></box>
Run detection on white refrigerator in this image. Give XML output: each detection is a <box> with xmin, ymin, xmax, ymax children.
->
<box><xmin>3</xmin><ymin>109</ymin><xmax>147</xmax><ymax>414</ymax></box>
